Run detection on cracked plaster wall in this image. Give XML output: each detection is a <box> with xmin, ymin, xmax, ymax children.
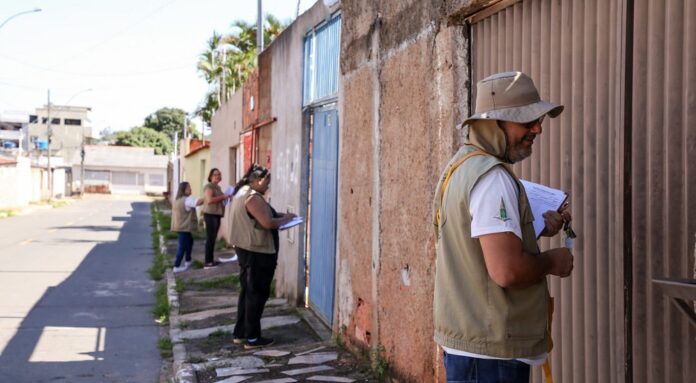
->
<box><xmin>338</xmin><ymin>0</ymin><xmax>475</xmax><ymax>381</ymax></box>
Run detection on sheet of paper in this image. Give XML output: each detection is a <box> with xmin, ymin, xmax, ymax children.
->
<box><xmin>279</xmin><ymin>216</ymin><xmax>304</xmax><ymax>231</ymax></box>
<box><xmin>520</xmin><ymin>179</ymin><xmax>568</xmax><ymax>238</ymax></box>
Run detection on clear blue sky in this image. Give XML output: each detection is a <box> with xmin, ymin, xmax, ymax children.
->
<box><xmin>0</xmin><ymin>0</ymin><xmax>316</xmax><ymax>135</ymax></box>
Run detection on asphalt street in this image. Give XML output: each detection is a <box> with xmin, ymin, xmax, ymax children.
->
<box><xmin>0</xmin><ymin>196</ymin><xmax>161</xmax><ymax>382</ymax></box>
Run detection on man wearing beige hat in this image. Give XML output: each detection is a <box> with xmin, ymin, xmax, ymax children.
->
<box><xmin>432</xmin><ymin>71</ymin><xmax>574</xmax><ymax>382</ymax></box>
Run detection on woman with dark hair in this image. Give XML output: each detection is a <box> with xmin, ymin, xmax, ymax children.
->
<box><xmin>202</xmin><ymin>168</ymin><xmax>231</xmax><ymax>268</ymax></box>
<box><xmin>171</xmin><ymin>182</ymin><xmax>203</xmax><ymax>273</ymax></box>
<box><xmin>230</xmin><ymin>164</ymin><xmax>295</xmax><ymax>349</ymax></box>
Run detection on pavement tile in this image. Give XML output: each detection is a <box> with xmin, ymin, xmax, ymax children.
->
<box><xmin>306</xmin><ymin>376</ymin><xmax>356</xmax><ymax>382</ymax></box>
<box><xmin>193</xmin><ymin>356</ymin><xmax>265</xmax><ymax>371</ymax></box>
<box><xmin>282</xmin><ymin>365</ymin><xmax>334</xmax><ymax>376</ymax></box>
<box><xmin>288</xmin><ymin>352</ymin><xmax>338</xmax><ymax>365</ymax></box>
<box><xmin>254</xmin><ymin>379</ymin><xmax>297</xmax><ymax>383</ymax></box>
<box><xmin>254</xmin><ymin>350</ymin><xmax>291</xmax><ymax>357</ymax></box>
<box><xmin>216</xmin><ymin>367</ymin><xmax>269</xmax><ymax>377</ymax></box>
<box><xmin>296</xmin><ymin>345</ymin><xmax>327</xmax><ymax>356</ymax></box>
<box><xmin>176</xmin><ymin>315</ymin><xmax>300</xmax><ymax>341</ymax></box>
<box><xmin>215</xmin><ymin>376</ymin><xmax>251</xmax><ymax>383</ymax></box>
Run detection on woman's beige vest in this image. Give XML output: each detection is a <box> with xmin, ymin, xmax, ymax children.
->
<box><xmin>171</xmin><ymin>197</ymin><xmax>197</xmax><ymax>232</ymax></box>
<box><xmin>229</xmin><ymin>185</ymin><xmax>275</xmax><ymax>254</ymax></box>
<box><xmin>203</xmin><ymin>182</ymin><xmax>224</xmax><ymax>216</ymax></box>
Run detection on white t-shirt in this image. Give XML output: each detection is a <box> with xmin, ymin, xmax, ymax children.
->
<box><xmin>442</xmin><ymin>166</ymin><xmax>546</xmax><ymax>366</ymax></box>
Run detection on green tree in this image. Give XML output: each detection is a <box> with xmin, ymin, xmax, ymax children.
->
<box><xmin>114</xmin><ymin>127</ymin><xmax>173</xmax><ymax>155</ymax></box>
<box><xmin>196</xmin><ymin>15</ymin><xmax>287</xmax><ymax>126</ymax></box>
<box><xmin>143</xmin><ymin>107</ymin><xmax>198</xmax><ymax>141</ymax></box>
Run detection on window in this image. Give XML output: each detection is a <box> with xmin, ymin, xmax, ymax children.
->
<box><xmin>42</xmin><ymin>117</ymin><xmax>60</xmax><ymax>124</ymax></box>
<box><xmin>112</xmin><ymin>171</ymin><xmax>138</xmax><ymax>186</ymax></box>
<box><xmin>64</xmin><ymin>119</ymin><xmax>82</xmax><ymax>126</ymax></box>
<box><xmin>29</xmin><ymin>115</ymin><xmax>38</xmax><ymax>123</ymax></box>
<box><xmin>148</xmin><ymin>173</ymin><xmax>164</xmax><ymax>186</ymax></box>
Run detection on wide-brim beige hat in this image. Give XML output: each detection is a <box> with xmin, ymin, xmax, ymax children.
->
<box><xmin>462</xmin><ymin>71</ymin><xmax>564</xmax><ymax>126</ymax></box>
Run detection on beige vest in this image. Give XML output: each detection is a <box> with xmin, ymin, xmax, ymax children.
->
<box><xmin>202</xmin><ymin>182</ymin><xmax>224</xmax><ymax>216</ymax></box>
<box><xmin>433</xmin><ymin>144</ymin><xmax>550</xmax><ymax>358</ymax></box>
<box><xmin>171</xmin><ymin>197</ymin><xmax>197</xmax><ymax>232</ymax></box>
<box><xmin>229</xmin><ymin>185</ymin><xmax>275</xmax><ymax>254</ymax></box>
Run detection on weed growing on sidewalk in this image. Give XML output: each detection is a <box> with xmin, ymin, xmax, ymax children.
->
<box><xmin>174</xmin><ymin>277</ymin><xmax>185</xmax><ymax>294</ymax></box>
<box><xmin>187</xmin><ymin>274</ymin><xmax>240</xmax><ymax>290</ymax></box>
<box><xmin>208</xmin><ymin>329</ymin><xmax>231</xmax><ymax>337</ymax></box>
<box><xmin>371</xmin><ymin>344</ymin><xmax>389</xmax><ymax>380</ymax></box>
<box><xmin>215</xmin><ymin>238</ymin><xmax>228</xmax><ymax>251</ymax></box>
<box><xmin>153</xmin><ymin>282</ymin><xmax>170</xmax><ymax>323</ymax></box>
<box><xmin>158</xmin><ymin>336</ymin><xmax>173</xmax><ymax>358</ymax></box>
<box><xmin>148</xmin><ymin>202</ymin><xmax>170</xmax><ymax>281</ymax></box>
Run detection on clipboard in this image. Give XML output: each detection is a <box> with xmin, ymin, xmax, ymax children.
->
<box><xmin>520</xmin><ymin>180</ymin><xmax>568</xmax><ymax>238</ymax></box>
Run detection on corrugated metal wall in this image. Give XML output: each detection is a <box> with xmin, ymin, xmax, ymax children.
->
<box><xmin>471</xmin><ymin>0</ymin><xmax>695</xmax><ymax>382</ymax></box>
<box><xmin>631</xmin><ymin>0</ymin><xmax>696</xmax><ymax>382</ymax></box>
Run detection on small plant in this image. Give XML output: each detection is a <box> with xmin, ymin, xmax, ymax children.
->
<box><xmin>175</xmin><ymin>277</ymin><xmax>185</xmax><ymax>294</ymax></box>
<box><xmin>190</xmin><ymin>259</ymin><xmax>204</xmax><ymax>269</ymax></box>
<box><xmin>191</xmin><ymin>275</ymin><xmax>240</xmax><ymax>290</ymax></box>
<box><xmin>152</xmin><ymin>283</ymin><xmax>170</xmax><ymax>324</ymax></box>
<box><xmin>215</xmin><ymin>238</ymin><xmax>228</xmax><ymax>251</ymax></box>
<box><xmin>50</xmin><ymin>200</ymin><xmax>68</xmax><ymax>208</ymax></box>
<box><xmin>148</xmin><ymin>203</ymin><xmax>170</xmax><ymax>281</ymax></box>
<box><xmin>370</xmin><ymin>344</ymin><xmax>389</xmax><ymax>380</ymax></box>
<box><xmin>208</xmin><ymin>329</ymin><xmax>231</xmax><ymax>338</ymax></box>
<box><xmin>158</xmin><ymin>337</ymin><xmax>173</xmax><ymax>358</ymax></box>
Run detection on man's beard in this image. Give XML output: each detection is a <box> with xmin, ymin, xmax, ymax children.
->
<box><xmin>507</xmin><ymin>142</ymin><xmax>532</xmax><ymax>163</ymax></box>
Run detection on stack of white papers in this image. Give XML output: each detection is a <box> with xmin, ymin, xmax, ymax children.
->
<box><xmin>520</xmin><ymin>180</ymin><xmax>568</xmax><ymax>238</ymax></box>
<box><xmin>279</xmin><ymin>216</ymin><xmax>304</xmax><ymax>231</ymax></box>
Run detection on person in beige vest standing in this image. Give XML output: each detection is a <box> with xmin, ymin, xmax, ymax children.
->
<box><xmin>433</xmin><ymin>72</ymin><xmax>574</xmax><ymax>382</ymax></box>
<box><xmin>229</xmin><ymin>164</ymin><xmax>295</xmax><ymax>349</ymax></box>
<box><xmin>203</xmin><ymin>168</ymin><xmax>231</xmax><ymax>269</ymax></box>
<box><xmin>171</xmin><ymin>181</ymin><xmax>203</xmax><ymax>273</ymax></box>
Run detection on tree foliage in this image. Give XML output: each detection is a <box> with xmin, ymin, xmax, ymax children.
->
<box><xmin>195</xmin><ymin>15</ymin><xmax>287</xmax><ymax>126</ymax></box>
<box><xmin>143</xmin><ymin>107</ymin><xmax>198</xmax><ymax>141</ymax></box>
<box><xmin>114</xmin><ymin>127</ymin><xmax>173</xmax><ymax>155</ymax></box>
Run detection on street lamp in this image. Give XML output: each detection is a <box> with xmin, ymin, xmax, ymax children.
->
<box><xmin>0</xmin><ymin>8</ymin><xmax>42</xmax><ymax>31</ymax></box>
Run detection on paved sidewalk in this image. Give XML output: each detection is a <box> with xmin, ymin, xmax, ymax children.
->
<box><xmin>162</xmin><ymin>238</ymin><xmax>377</xmax><ymax>383</ymax></box>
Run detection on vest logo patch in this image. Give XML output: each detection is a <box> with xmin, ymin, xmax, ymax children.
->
<box><xmin>494</xmin><ymin>197</ymin><xmax>511</xmax><ymax>222</ymax></box>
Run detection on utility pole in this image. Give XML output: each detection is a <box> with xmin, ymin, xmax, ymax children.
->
<box><xmin>257</xmin><ymin>0</ymin><xmax>263</xmax><ymax>57</ymax></box>
<box><xmin>80</xmin><ymin>131</ymin><xmax>85</xmax><ymax>197</ymax></box>
<box><xmin>46</xmin><ymin>89</ymin><xmax>52</xmax><ymax>201</ymax></box>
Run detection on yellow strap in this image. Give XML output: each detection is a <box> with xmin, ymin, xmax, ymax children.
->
<box><xmin>543</xmin><ymin>360</ymin><xmax>553</xmax><ymax>383</ymax></box>
<box><xmin>435</xmin><ymin>149</ymin><xmax>486</xmax><ymax>226</ymax></box>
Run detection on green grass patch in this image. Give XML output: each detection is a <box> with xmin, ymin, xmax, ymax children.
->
<box><xmin>208</xmin><ymin>329</ymin><xmax>231</xmax><ymax>338</ymax></box>
<box><xmin>152</xmin><ymin>282</ymin><xmax>170</xmax><ymax>324</ymax></box>
<box><xmin>190</xmin><ymin>259</ymin><xmax>204</xmax><ymax>269</ymax></box>
<box><xmin>192</xmin><ymin>230</ymin><xmax>206</xmax><ymax>240</ymax></box>
<box><xmin>158</xmin><ymin>337</ymin><xmax>173</xmax><ymax>358</ymax></box>
<box><xmin>189</xmin><ymin>274</ymin><xmax>240</xmax><ymax>290</ymax></box>
<box><xmin>50</xmin><ymin>200</ymin><xmax>68</xmax><ymax>208</ymax></box>
<box><xmin>178</xmin><ymin>321</ymin><xmax>190</xmax><ymax>330</ymax></box>
<box><xmin>0</xmin><ymin>209</ymin><xmax>16</xmax><ymax>219</ymax></box>
<box><xmin>148</xmin><ymin>202</ymin><xmax>171</xmax><ymax>281</ymax></box>
<box><xmin>164</xmin><ymin>231</ymin><xmax>178</xmax><ymax>240</ymax></box>
<box><xmin>175</xmin><ymin>277</ymin><xmax>185</xmax><ymax>294</ymax></box>
<box><xmin>215</xmin><ymin>238</ymin><xmax>228</xmax><ymax>251</ymax></box>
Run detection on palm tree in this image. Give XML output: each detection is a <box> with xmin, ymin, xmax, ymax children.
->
<box><xmin>196</xmin><ymin>15</ymin><xmax>287</xmax><ymax>126</ymax></box>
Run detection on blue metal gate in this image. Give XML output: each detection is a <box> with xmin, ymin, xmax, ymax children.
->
<box><xmin>308</xmin><ymin>108</ymin><xmax>339</xmax><ymax>324</ymax></box>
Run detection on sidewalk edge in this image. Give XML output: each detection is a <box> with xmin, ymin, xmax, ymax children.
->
<box><xmin>167</xmin><ymin>267</ymin><xmax>197</xmax><ymax>382</ymax></box>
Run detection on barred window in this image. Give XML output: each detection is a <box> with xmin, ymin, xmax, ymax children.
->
<box><xmin>148</xmin><ymin>173</ymin><xmax>164</xmax><ymax>186</ymax></box>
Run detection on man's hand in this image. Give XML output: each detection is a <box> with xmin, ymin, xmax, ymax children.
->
<box><xmin>541</xmin><ymin>203</ymin><xmax>572</xmax><ymax>237</ymax></box>
<box><xmin>545</xmin><ymin>247</ymin><xmax>574</xmax><ymax>278</ymax></box>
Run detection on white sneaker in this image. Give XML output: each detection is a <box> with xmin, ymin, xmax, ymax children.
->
<box><xmin>173</xmin><ymin>265</ymin><xmax>188</xmax><ymax>273</ymax></box>
<box><xmin>184</xmin><ymin>261</ymin><xmax>192</xmax><ymax>268</ymax></box>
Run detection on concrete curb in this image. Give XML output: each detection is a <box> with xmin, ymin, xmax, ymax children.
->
<box><xmin>167</xmin><ymin>270</ymin><xmax>197</xmax><ymax>383</ymax></box>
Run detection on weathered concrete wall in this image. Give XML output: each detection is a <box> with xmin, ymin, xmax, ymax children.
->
<box><xmin>268</xmin><ymin>1</ymin><xmax>333</xmax><ymax>306</ymax></box>
<box><xmin>0</xmin><ymin>157</ymin><xmax>31</xmax><ymax>208</ymax></box>
<box><xmin>339</xmin><ymin>0</ymin><xmax>472</xmax><ymax>381</ymax></box>
<box><xmin>211</xmin><ymin>91</ymin><xmax>243</xmax><ymax>243</ymax></box>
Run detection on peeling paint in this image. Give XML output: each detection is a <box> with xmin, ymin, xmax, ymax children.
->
<box><xmin>337</xmin><ymin>258</ymin><xmax>354</xmax><ymax>329</ymax></box>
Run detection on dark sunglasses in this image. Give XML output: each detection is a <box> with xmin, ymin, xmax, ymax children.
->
<box><xmin>524</xmin><ymin>115</ymin><xmax>545</xmax><ymax>129</ymax></box>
